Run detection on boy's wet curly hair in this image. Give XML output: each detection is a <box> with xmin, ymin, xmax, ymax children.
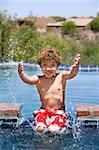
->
<box><xmin>38</xmin><ymin>47</ymin><xmax>61</xmax><ymax>66</ymax></box>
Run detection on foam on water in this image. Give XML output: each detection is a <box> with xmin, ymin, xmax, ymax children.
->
<box><xmin>18</xmin><ymin>116</ymin><xmax>83</xmax><ymax>142</ymax></box>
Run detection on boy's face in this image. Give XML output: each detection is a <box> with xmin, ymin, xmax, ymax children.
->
<box><xmin>40</xmin><ymin>59</ymin><xmax>58</xmax><ymax>79</ymax></box>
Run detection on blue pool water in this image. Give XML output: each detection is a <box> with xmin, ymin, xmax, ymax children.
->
<box><xmin>0</xmin><ymin>63</ymin><xmax>99</xmax><ymax>150</ymax></box>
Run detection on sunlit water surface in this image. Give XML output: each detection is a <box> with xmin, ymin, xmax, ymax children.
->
<box><xmin>0</xmin><ymin>64</ymin><xmax>99</xmax><ymax>150</ymax></box>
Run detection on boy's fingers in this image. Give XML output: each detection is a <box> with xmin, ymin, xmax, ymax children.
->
<box><xmin>18</xmin><ymin>63</ymin><xmax>23</xmax><ymax>69</ymax></box>
<box><xmin>18</xmin><ymin>63</ymin><xmax>23</xmax><ymax>73</ymax></box>
<box><xmin>76</xmin><ymin>53</ymin><xmax>80</xmax><ymax>57</ymax></box>
<box><xmin>74</xmin><ymin>58</ymin><xmax>80</xmax><ymax>65</ymax></box>
<box><xmin>75</xmin><ymin>54</ymin><xmax>80</xmax><ymax>61</ymax></box>
<box><xmin>18</xmin><ymin>63</ymin><xmax>22</xmax><ymax>67</ymax></box>
<box><xmin>75</xmin><ymin>57</ymin><xmax>80</xmax><ymax>62</ymax></box>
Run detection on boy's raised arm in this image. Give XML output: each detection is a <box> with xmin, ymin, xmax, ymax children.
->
<box><xmin>62</xmin><ymin>53</ymin><xmax>80</xmax><ymax>79</ymax></box>
<box><xmin>68</xmin><ymin>53</ymin><xmax>80</xmax><ymax>79</ymax></box>
<box><xmin>18</xmin><ymin>63</ymin><xmax>39</xmax><ymax>84</ymax></box>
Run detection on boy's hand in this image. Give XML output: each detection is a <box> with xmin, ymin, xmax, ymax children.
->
<box><xmin>73</xmin><ymin>53</ymin><xmax>80</xmax><ymax>67</ymax></box>
<box><xmin>18</xmin><ymin>63</ymin><xmax>24</xmax><ymax>76</ymax></box>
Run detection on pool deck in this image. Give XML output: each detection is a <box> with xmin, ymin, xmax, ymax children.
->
<box><xmin>0</xmin><ymin>103</ymin><xmax>22</xmax><ymax>127</ymax></box>
<box><xmin>1</xmin><ymin>103</ymin><xmax>99</xmax><ymax>128</ymax></box>
<box><xmin>76</xmin><ymin>104</ymin><xmax>99</xmax><ymax>128</ymax></box>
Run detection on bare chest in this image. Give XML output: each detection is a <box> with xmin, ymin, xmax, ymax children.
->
<box><xmin>38</xmin><ymin>75</ymin><xmax>64</xmax><ymax>99</ymax></box>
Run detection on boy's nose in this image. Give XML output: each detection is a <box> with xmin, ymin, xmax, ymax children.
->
<box><xmin>46</xmin><ymin>67</ymin><xmax>51</xmax><ymax>70</ymax></box>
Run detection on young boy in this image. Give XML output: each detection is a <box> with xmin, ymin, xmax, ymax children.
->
<box><xmin>18</xmin><ymin>47</ymin><xmax>80</xmax><ymax>133</ymax></box>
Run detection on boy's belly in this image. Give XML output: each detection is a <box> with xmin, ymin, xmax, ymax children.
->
<box><xmin>42</xmin><ymin>99</ymin><xmax>64</xmax><ymax>111</ymax></box>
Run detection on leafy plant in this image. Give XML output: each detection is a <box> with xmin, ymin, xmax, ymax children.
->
<box><xmin>90</xmin><ymin>16</ymin><xmax>99</xmax><ymax>32</ymax></box>
<box><xmin>0</xmin><ymin>10</ymin><xmax>11</xmax><ymax>62</ymax></box>
<box><xmin>61</xmin><ymin>21</ymin><xmax>77</xmax><ymax>35</ymax></box>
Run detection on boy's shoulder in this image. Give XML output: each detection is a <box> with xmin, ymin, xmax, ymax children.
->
<box><xmin>38</xmin><ymin>75</ymin><xmax>44</xmax><ymax>77</ymax></box>
<box><xmin>37</xmin><ymin>75</ymin><xmax>46</xmax><ymax>83</ymax></box>
<box><xmin>38</xmin><ymin>75</ymin><xmax>45</xmax><ymax>79</ymax></box>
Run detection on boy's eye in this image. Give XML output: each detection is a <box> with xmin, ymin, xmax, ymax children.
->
<box><xmin>42</xmin><ymin>64</ymin><xmax>47</xmax><ymax>67</ymax></box>
<box><xmin>51</xmin><ymin>64</ymin><xmax>56</xmax><ymax>67</ymax></box>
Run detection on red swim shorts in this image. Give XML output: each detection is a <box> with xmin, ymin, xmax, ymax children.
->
<box><xmin>33</xmin><ymin>109</ymin><xmax>69</xmax><ymax>129</ymax></box>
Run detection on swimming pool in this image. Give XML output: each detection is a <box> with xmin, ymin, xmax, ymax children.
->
<box><xmin>0</xmin><ymin>63</ymin><xmax>99</xmax><ymax>150</ymax></box>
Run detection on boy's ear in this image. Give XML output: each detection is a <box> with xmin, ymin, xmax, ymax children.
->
<box><xmin>57</xmin><ymin>63</ymin><xmax>60</xmax><ymax>67</ymax></box>
<box><xmin>57</xmin><ymin>61</ymin><xmax>61</xmax><ymax>67</ymax></box>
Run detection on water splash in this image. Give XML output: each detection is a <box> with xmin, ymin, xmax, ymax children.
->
<box><xmin>18</xmin><ymin>117</ymin><xmax>33</xmax><ymax>128</ymax></box>
<box><xmin>72</xmin><ymin>121</ymin><xmax>83</xmax><ymax>142</ymax></box>
<box><xmin>3</xmin><ymin>67</ymin><xmax>17</xmax><ymax>103</ymax></box>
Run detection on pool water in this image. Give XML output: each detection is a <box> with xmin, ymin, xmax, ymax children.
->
<box><xmin>0</xmin><ymin>64</ymin><xmax>99</xmax><ymax>150</ymax></box>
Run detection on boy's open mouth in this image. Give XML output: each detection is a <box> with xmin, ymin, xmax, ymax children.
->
<box><xmin>45</xmin><ymin>71</ymin><xmax>52</xmax><ymax>75</ymax></box>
